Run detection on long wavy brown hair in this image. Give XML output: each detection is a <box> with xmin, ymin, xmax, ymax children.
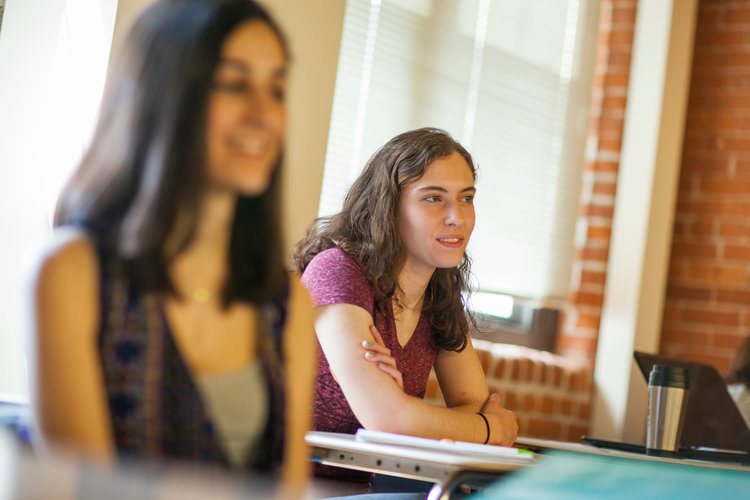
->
<box><xmin>293</xmin><ymin>127</ymin><xmax>477</xmax><ymax>351</ymax></box>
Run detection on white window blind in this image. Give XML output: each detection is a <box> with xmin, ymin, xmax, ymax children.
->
<box><xmin>320</xmin><ymin>0</ymin><xmax>598</xmax><ymax>301</ymax></box>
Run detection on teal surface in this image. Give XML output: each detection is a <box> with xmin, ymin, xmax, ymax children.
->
<box><xmin>471</xmin><ymin>450</ymin><xmax>750</xmax><ymax>499</ymax></box>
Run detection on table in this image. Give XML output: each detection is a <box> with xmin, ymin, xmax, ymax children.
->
<box><xmin>473</xmin><ymin>447</ymin><xmax>750</xmax><ymax>499</ymax></box>
<box><xmin>307</xmin><ymin>432</ymin><xmax>750</xmax><ymax>500</ymax></box>
<box><xmin>515</xmin><ymin>436</ymin><xmax>750</xmax><ymax>470</ymax></box>
<box><xmin>306</xmin><ymin>431</ymin><xmax>531</xmax><ymax>500</ymax></box>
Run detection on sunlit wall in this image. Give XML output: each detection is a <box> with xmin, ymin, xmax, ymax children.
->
<box><xmin>0</xmin><ymin>0</ymin><xmax>118</xmax><ymax>397</ymax></box>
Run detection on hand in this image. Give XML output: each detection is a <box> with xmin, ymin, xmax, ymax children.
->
<box><xmin>362</xmin><ymin>325</ymin><xmax>403</xmax><ymax>390</ymax></box>
<box><xmin>481</xmin><ymin>392</ymin><xmax>518</xmax><ymax>446</ymax></box>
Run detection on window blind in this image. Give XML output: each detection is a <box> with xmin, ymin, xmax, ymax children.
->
<box><xmin>319</xmin><ymin>0</ymin><xmax>598</xmax><ymax>301</ymax></box>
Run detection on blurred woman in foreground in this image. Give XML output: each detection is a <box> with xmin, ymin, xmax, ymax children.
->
<box><xmin>29</xmin><ymin>0</ymin><xmax>315</xmax><ymax>487</ymax></box>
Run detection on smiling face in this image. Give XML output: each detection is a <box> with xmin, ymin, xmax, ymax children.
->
<box><xmin>398</xmin><ymin>151</ymin><xmax>477</xmax><ymax>278</ymax></box>
<box><xmin>205</xmin><ymin>20</ymin><xmax>287</xmax><ymax>196</ymax></box>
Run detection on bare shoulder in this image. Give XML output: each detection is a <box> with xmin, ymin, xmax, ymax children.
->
<box><xmin>33</xmin><ymin>227</ymin><xmax>99</xmax><ymax>285</ymax></box>
<box><xmin>31</xmin><ymin>227</ymin><xmax>101</xmax><ymax>327</ymax></box>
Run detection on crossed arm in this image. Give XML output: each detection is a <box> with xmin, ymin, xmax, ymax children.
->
<box><xmin>313</xmin><ymin>302</ymin><xmax>518</xmax><ymax>446</ymax></box>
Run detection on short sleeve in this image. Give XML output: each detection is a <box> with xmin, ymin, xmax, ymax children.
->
<box><xmin>300</xmin><ymin>248</ymin><xmax>374</xmax><ymax>316</ymax></box>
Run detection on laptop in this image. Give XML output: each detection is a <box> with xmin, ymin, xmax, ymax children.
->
<box><xmin>581</xmin><ymin>351</ymin><xmax>750</xmax><ymax>464</ymax></box>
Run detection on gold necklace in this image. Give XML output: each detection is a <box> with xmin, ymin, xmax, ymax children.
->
<box><xmin>191</xmin><ymin>287</ymin><xmax>211</xmax><ymax>304</ymax></box>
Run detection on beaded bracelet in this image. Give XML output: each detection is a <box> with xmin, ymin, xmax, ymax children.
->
<box><xmin>477</xmin><ymin>412</ymin><xmax>490</xmax><ymax>444</ymax></box>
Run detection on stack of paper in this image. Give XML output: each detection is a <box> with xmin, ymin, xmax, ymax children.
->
<box><xmin>354</xmin><ymin>429</ymin><xmax>535</xmax><ymax>465</ymax></box>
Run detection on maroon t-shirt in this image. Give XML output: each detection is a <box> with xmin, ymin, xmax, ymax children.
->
<box><xmin>301</xmin><ymin>247</ymin><xmax>441</xmax><ymax>437</ymax></box>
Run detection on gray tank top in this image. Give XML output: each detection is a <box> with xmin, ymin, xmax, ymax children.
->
<box><xmin>196</xmin><ymin>360</ymin><xmax>269</xmax><ymax>466</ymax></box>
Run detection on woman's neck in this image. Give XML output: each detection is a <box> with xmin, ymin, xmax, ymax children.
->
<box><xmin>395</xmin><ymin>260</ymin><xmax>434</xmax><ymax>312</ymax></box>
<box><xmin>169</xmin><ymin>191</ymin><xmax>237</xmax><ymax>303</ymax></box>
<box><xmin>193</xmin><ymin>190</ymin><xmax>237</xmax><ymax>246</ymax></box>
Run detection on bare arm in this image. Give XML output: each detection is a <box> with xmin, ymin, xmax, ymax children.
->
<box><xmin>434</xmin><ymin>340</ymin><xmax>489</xmax><ymax>412</ymax></box>
<box><xmin>279</xmin><ymin>276</ymin><xmax>316</xmax><ymax>487</ymax></box>
<box><xmin>314</xmin><ymin>303</ymin><xmax>516</xmax><ymax>445</ymax></box>
<box><xmin>28</xmin><ymin>229</ymin><xmax>113</xmax><ymax>460</ymax></box>
<box><xmin>435</xmin><ymin>340</ymin><xmax>518</xmax><ymax>445</ymax></box>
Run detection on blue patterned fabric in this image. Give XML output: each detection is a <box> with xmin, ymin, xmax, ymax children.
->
<box><xmin>97</xmin><ymin>263</ymin><xmax>287</xmax><ymax>471</ymax></box>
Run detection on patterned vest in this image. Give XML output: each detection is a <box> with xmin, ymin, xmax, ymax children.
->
<box><xmin>97</xmin><ymin>263</ymin><xmax>287</xmax><ymax>471</ymax></box>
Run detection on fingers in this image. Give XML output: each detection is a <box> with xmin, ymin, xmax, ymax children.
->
<box><xmin>362</xmin><ymin>325</ymin><xmax>393</xmax><ymax>359</ymax></box>
<box><xmin>362</xmin><ymin>345</ymin><xmax>399</xmax><ymax>375</ymax></box>
<box><xmin>481</xmin><ymin>392</ymin><xmax>502</xmax><ymax>414</ymax></box>
<box><xmin>363</xmin><ymin>351</ymin><xmax>403</xmax><ymax>389</ymax></box>
<box><xmin>375</xmin><ymin>362</ymin><xmax>404</xmax><ymax>390</ymax></box>
<box><xmin>361</xmin><ymin>327</ymin><xmax>403</xmax><ymax>389</ymax></box>
<box><xmin>482</xmin><ymin>393</ymin><xmax>519</xmax><ymax>446</ymax></box>
<box><xmin>361</xmin><ymin>340</ymin><xmax>391</xmax><ymax>356</ymax></box>
<box><xmin>496</xmin><ymin>408</ymin><xmax>519</xmax><ymax>446</ymax></box>
<box><xmin>369</xmin><ymin>324</ymin><xmax>386</xmax><ymax>346</ymax></box>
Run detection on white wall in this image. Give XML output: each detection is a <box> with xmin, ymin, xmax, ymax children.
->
<box><xmin>266</xmin><ymin>1</ymin><xmax>346</xmax><ymax>253</ymax></box>
<box><xmin>0</xmin><ymin>0</ymin><xmax>118</xmax><ymax>398</ymax></box>
<box><xmin>589</xmin><ymin>0</ymin><xmax>697</xmax><ymax>442</ymax></box>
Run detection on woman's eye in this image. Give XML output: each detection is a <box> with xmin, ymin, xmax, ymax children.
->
<box><xmin>462</xmin><ymin>195</ymin><xmax>475</xmax><ymax>203</ymax></box>
<box><xmin>271</xmin><ymin>85</ymin><xmax>285</xmax><ymax>102</ymax></box>
<box><xmin>424</xmin><ymin>195</ymin><xmax>440</xmax><ymax>203</ymax></box>
<box><xmin>213</xmin><ymin>80</ymin><xmax>248</xmax><ymax>94</ymax></box>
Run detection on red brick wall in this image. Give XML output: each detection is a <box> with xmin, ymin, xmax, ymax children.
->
<box><xmin>425</xmin><ymin>341</ymin><xmax>592</xmax><ymax>441</ymax></box>
<box><xmin>481</xmin><ymin>345</ymin><xmax>591</xmax><ymax>441</ymax></box>
<box><xmin>505</xmin><ymin>0</ymin><xmax>750</xmax><ymax>437</ymax></box>
<box><xmin>557</xmin><ymin>0</ymin><xmax>638</xmax><ymax>366</ymax></box>
<box><xmin>660</xmin><ymin>0</ymin><xmax>750</xmax><ymax>374</ymax></box>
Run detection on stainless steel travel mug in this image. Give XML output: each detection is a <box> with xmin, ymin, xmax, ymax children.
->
<box><xmin>646</xmin><ymin>364</ymin><xmax>689</xmax><ymax>456</ymax></box>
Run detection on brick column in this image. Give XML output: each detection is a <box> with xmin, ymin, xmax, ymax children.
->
<box><xmin>556</xmin><ymin>0</ymin><xmax>638</xmax><ymax>366</ymax></box>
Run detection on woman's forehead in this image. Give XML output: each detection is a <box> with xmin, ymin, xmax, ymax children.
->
<box><xmin>402</xmin><ymin>152</ymin><xmax>475</xmax><ymax>191</ymax></box>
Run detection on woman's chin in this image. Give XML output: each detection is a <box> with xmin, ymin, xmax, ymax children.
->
<box><xmin>239</xmin><ymin>180</ymin><xmax>272</xmax><ymax>197</ymax></box>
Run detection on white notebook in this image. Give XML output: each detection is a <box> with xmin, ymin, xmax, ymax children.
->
<box><xmin>354</xmin><ymin>429</ymin><xmax>535</xmax><ymax>464</ymax></box>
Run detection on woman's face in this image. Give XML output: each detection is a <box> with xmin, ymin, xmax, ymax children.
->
<box><xmin>398</xmin><ymin>151</ymin><xmax>476</xmax><ymax>277</ymax></box>
<box><xmin>205</xmin><ymin>20</ymin><xmax>287</xmax><ymax>196</ymax></box>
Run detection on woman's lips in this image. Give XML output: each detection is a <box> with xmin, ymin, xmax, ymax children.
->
<box><xmin>437</xmin><ymin>236</ymin><xmax>464</xmax><ymax>248</ymax></box>
<box><xmin>229</xmin><ymin>134</ymin><xmax>268</xmax><ymax>157</ymax></box>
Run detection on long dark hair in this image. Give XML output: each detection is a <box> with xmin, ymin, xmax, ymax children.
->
<box><xmin>54</xmin><ymin>0</ymin><xmax>289</xmax><ymax>306</ymax></box>
<box><xmin>293</xmin><ymin>127</ymin><xmax>476</xmax><ymax>351</ymax></box>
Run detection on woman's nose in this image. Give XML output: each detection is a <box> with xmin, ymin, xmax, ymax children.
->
<box><xmin>444</xmin><ymin>203</ymin><xmax>462</xmax><ymax>227</ymax></box>
<box><xmin>242</xmin><ymin>87</ymin><xmax>270</xmax><ymax>126</ymax></box>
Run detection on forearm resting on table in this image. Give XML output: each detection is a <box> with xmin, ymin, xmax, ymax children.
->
<box><xmin>338</xmin><ymin>355</ymin><xmax>516</xmax><ymax>445</ymax></box>
<box><xmin>345</xmin><ymin>382</ymin><xmax>493</xmax><ymax>444</ymax></box>
<box><xmin>315</xmin><ymin>303</ymin><xmax>515</xmax><ymax>445</ymax></box>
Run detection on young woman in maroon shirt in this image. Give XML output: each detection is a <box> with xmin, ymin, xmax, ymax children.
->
<box><xmin>294</xmin><ymin>128</ymin><xmax>518</xmax><ymax>461</ymax></box>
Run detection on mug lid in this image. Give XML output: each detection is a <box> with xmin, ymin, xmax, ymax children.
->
<box><xmin>649</xmin><ymin>364</ymin><xmax>689</xmax><ymax>389</ymax></box>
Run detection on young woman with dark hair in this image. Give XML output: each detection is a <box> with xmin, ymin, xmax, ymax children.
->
<box><xmin>29</xmin><ymin>0</ymin><xmax>314</xmax><ymax>485</ymax></box>
<box><xmin>293</xmin><ymin>127</ymin><xmax>518</xmax><ymax>480</ymax></box>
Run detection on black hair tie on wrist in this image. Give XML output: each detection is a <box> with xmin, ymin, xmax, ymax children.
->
<box><xmin>477</xmin><ymin>412</ymin><xmax>490</xmax><ymax>444</ymax></box>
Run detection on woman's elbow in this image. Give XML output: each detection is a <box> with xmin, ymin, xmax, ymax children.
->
<box><xmin>354</xmin><ymin>397</ymin><xmax>422</xmax><ymax>436</ymax></box>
